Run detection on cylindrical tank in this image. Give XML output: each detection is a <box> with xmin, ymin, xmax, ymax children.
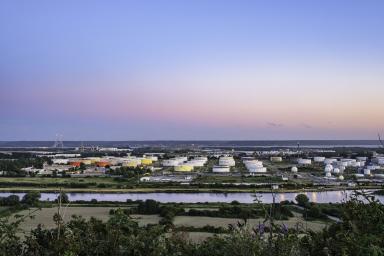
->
<box><xmin>313</xmin><ymin>157</ymin><xmax>326</xmax><ymax>162</ymax></box>
<box><xmin>270</xmin><ymin>156</ymin><xmax>283</xmax><ymax>162</ymax></box>
<box><xmin>219</xmin><ymin>157</ymin><xmax>235</xmax><ymax>167</ymax></box>
<box><xmin>324</xmin><ymin>164</ymin><xmax>333</xmax><ymax>173</ymax></box>
<box><xmin>324</xmin><ymin>158</ymin><xmax>337</xmax><ymax>165</ymax></box>
<box><xmin>291</xmin><ymin>166</ymin><xmax>298</xmax><ymax>173</ymax></box>
<box><xmin>248</xmin><ymin>167</ymin><xmax>267</xmax><ymax>173</ymax></box>
<box><xmin>297</xmin><ymin>158</ymin><xmax>312</xmax><ymax>165</ymax></box>
<box><xmin>212</xmin><ymin>165</ymin><xmax>230</xmax><ymax>173</ymax></box>
<box><xmin>141</xmin><ymin>159</ymin><xmax>153</xmax><ymax>165</ymax></box>
<box><xmin>174</xmin><ymin>165</ymin><xmax>193</xmax><ymax>172</ymax></box>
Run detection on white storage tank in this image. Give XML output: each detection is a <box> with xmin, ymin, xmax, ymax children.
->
<box><xmin>187</xmin><ymin>160</ymin><xmax>206</xmax><ymax>167</ymax></box>
<box><xmin>297</xmin><ymin>158</ymin><xmax>312</xmax><ymax>165</ymax></box>
<box><xmin>270</xmin><ymin>156</ymin><xmax>283</xmax><ymax>162</ymax></box>
<box><xmin>291</xmin><ymin>166</ymin><xmax>298</xmax><ymax>173</ymax></box>
<box><xmin>212</xmin><ymin>165</ymin><xmax>230</xmax><ymax>173</ymax></box>
<box><xmin>338</xmin><ymin>175</ymin><xmax>344</xmax><ymax>180</ymax></box>
<box><xmin>244</xmin><ymin>160</ymin><xmax>263</xmax><ymax>169</ymax></box>
<box><xmin>333</xmin><ymin>168</ymin><xmax>340</xmax><ymax>174</ymax></box>
<box><xmin>162</xmin><ymin>159</ymin><xmax>180</xmax><ymax>167</ymax></box>
<box><xmin>325</xmin><ymin>172</ymin><xmax>332</xmax><ymax>177</ymax></box>
<box><xmin>313</xmin><ymin>157</ymin><xmax>326</xmax><ymax>162</ymax></box>
<box><xmin>324</xmin><ymin>164</ymin><xmax>333</xmax><ymax>173</ymax></box>
<box><xmin>219</xmin><ymin>156</ymin><xmax>236</xmax><ymax>167</ymax></box>
<box><xmin>324</xmin><ymin>158</ymin><xmax>337</xmax><ymax>165</ymax></box>
<box><xmin>248</xmin><ymin>167</ymin><xmax>267</xmax><ymax>173</ymax></box>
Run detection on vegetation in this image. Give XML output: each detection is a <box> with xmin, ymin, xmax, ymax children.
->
<box><xmin>0</xmin><ymin>191</ymin><xmax>383</xmax><ymax>255</ymax></box>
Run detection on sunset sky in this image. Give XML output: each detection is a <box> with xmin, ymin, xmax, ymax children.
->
<box><xmin>1</xmin><ymin>0</ymin><xmax>384</xmax><ymax>140</ymax></box>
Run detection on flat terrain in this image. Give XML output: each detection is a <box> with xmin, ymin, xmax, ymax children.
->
<box><xmin>14</xmin><ymin>206</ymin><xmax>329</xmax><ymax>236</ymax></box>
<box><xmin>12</xmin><ymin>207</ymin><xmax>161</xmax><ymax>232</ymax></box>
<box><xmin>173</xmin><ymin>216</ymin><xmax>328</xmax><ymax>232</ymax></box>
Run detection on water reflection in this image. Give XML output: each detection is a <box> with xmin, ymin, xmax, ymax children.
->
<box><xmin>0</xmin><ymin>190</ymin><xmax>382</xmax><ymax>204</ymax></box>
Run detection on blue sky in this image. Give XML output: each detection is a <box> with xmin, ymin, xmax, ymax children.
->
<box><xmin>1</xmin><ymin>0</ymin><xmax>384</xmax><ymax>140</ymax></box>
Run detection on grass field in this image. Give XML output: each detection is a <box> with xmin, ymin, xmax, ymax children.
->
<box><xmin>173</xmin><ymin>216</ymin><xmax>328</xmax><ymax>232</ymax></box>
<box><xmin>11</xmin><ymin>205</ymin><xmax>330</xmax><ymax>243</ymax></box>
<box><xmin>12</xmin><ymin>207</ymin><xmax>161</xmax><ymax>232</ymax></box>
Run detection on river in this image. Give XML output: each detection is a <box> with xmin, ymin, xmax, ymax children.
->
<box><xmin>0</xmin><ymin>190</ymin><xmax>382</xmax><ymax>204</ymax></box>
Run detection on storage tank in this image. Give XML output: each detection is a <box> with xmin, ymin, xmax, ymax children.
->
<box><xmin>81</xmin><ymin>160</ymin><xmax>92</xmax><ymax>165</ymax></box>
<box><xmin>270</xmin><ymin>156</ymin><xmax>283</xmax><ymax>162</ymax></box>
<box><xmin>313</xmin><ymin>157</ymin><xmax>326</xmax><ymax>162</ymax></box>
<box><xmin>325</xmin><ymin>172</ymin><xmax>332</xmax><ymax>177</ymax></box>
<box><xmin>212</xmin><ymin>165</ymin><xmax>230</xmax><ymax>173</ymax></box>
<box><xmin>96</xmin><ymin>161</ymin><xmax>110</xmax><ymax>167</ymax></box>
<box><xmin>324</xmin><ymin>164</ymin><xmax>333</xmax><ymax>173</ymax></box>
<box><xmin>297</xmin><ymin>159</ymin><xmax>311</xmax><ymax>165</ymax></box>
<box><xmin>162</xmin><ymin>159</ymin><xmax>180</xmax><ymax>167</ymax></box>
<box><xmin>187</xmin><ymin>160</ymin><xmax>206</xmax><ymax>167</ymax></box>
<box><xmin>364</xmin><ymin>169</ymin><xmax>371</xmax><ymax>175</ymax></box>
<box><xmin>338</xmin><ymin>175</ymin><xmax>344</xmax><ymax>180</ymax></box>
<box><xmin>52</xmin><ymin>159</ymin><xmax>69</xmax><ymax>165</ymax></box>
<box><xmin>145</xmin><ymin>156</ymin><xmax>158</xmax><ymax>161</ymax></box>
<box><xmin>123</xmin><ymin>161</ymin><xmax>139</xmax><ymax>168</ymax></box>
<box><xmin>244</xmin><ymin>160</ymin><xmax>263</xmax><ymax>169</ymax></box>
<box><xmin>333</xmin><ymin>168</ymin><xmax>340</xmax><ymax>174</ymax></box>
<box><xmin>219</xmin><ymin>157</ymin><xmax>235</xmax><ymax>167</ymax></box>
<box><xmin>141</xmin><ymin>159</ymin><xmax>153</xmax><ymax>165</ymax></box>
<box><xmin>291</xmin><ymin>166</ymin><xmax>298</xmax><ymax>173</ymax></box>
<box><xmin>324</xmin><ymin>158</ymin><xmax>337</xmax><ymax>165</ymax></box>
<box><xmin>69</xmin><ymin>161</ymin><xmax>81</xmax><ymax>167</ymax></box>
<box><xmin>248</xmin><ymin>167</ymin><xmax>267</xmax><ymax>173</ymax></box>
<box><xmin>174</xmin><ymin>165</ymin><xmax>194</xmax><ymax>172</ymax></box>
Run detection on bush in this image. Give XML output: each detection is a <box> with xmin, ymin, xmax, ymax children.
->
<box><xmin>295</xmin><ymin>194</ymin><xmax>309</xmax><ymax>207</ymax></box>
<box><xmin>21</xmin><ymin>191</ymin><xmax>41</xmax><ymax>206</ymax></box>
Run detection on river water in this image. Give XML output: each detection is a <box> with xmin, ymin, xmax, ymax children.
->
<box><xmin>0</xmin><ymin>190</ymin><xmax>382</xmax><ymax>204</ymax></box>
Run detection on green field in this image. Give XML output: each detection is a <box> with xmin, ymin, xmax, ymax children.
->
<box><xmin>13</xmin><ymin>205</ymin><xmax>330</xmax><ymax>240</ymax></box>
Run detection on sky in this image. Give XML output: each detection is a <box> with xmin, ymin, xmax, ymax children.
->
<box><xmin>1</xmin><ymin>0</ymin><xmax>384</xmax><ymax>140</ymax></box>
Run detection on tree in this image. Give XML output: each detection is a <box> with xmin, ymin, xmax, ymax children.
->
<box><xmin>295</xmin><ymin>194</ymin><xmax>309</xmax><ymax>207</ymax></box>
<box><xmin>55</xmin><ymin>192</ymin><xmax>69</xmax><ymax>204</ymax></box>
<box><xmin>307</xmin><ymin>205</ymin><xmax>322</xmax><ymax>219</ymax></box>
<box><xmin>21</xmin><ymin>191</ymin><xmax>41</xmax><ymax>206</ymax></box>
